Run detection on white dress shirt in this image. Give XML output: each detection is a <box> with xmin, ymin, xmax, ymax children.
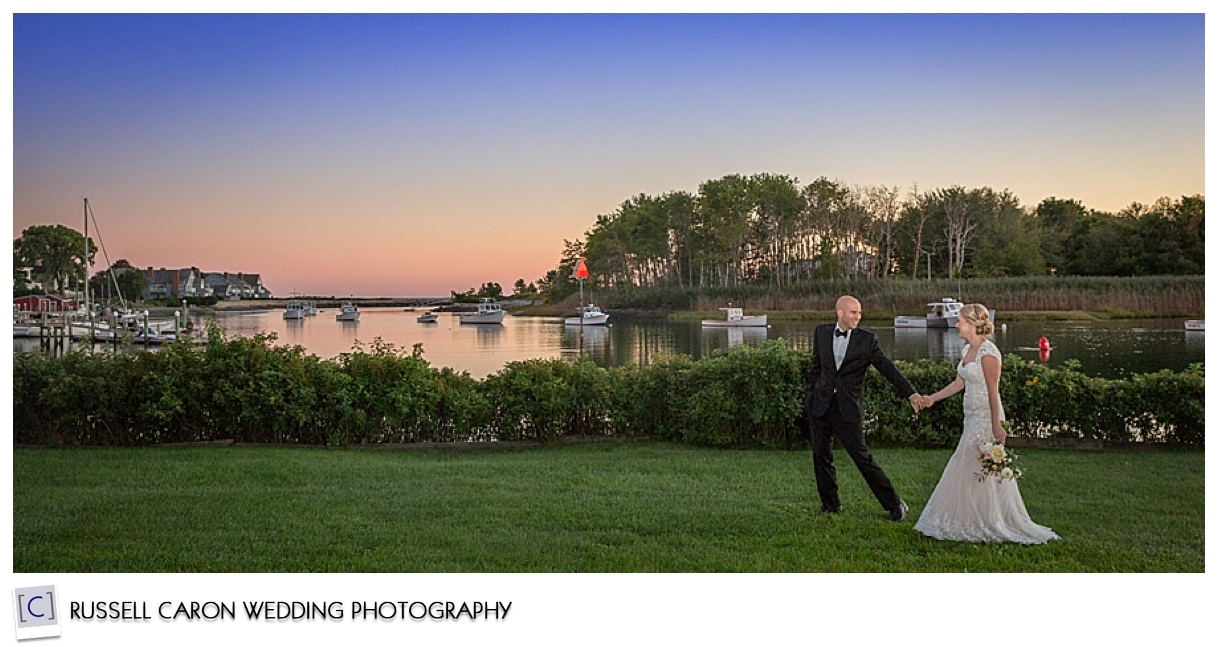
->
<box><xmin>833</xmin><ymin>328</ymin><xmax>850</xmax><ymax>369</ymax></box>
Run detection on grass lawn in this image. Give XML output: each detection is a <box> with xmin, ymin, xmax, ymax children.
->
<box><xmin>12</xmin><ymin>442</ymin><xmax>1203</xmax><ymax>572</ymax></box>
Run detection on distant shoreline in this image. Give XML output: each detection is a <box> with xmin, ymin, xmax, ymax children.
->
<box><xmin>164</xmin><ymin>299</ymin><xmax>1201</xmax><ymax>323</ymax></box>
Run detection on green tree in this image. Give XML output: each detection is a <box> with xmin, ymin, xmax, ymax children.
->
<box><xmin>88</xmin><ymin>260</ymin><xmax>148</xmax><ymax>305</ymax></box>
<box><xmin>801</xmin><ymin>177</ymin><xmax>851</xmax><ymax>281</ymax></box>
<box><xmin>962</xmin><ymin>188</ymin><xmax>1045</xmax><ymax>277</ymax></box>
<box><xmin>862</xmin><ymin>184</ymin><xmax>903</xmax><ymax>279</ymax></box>
<box><xmin>1073</xmin><ymin>213</ymin><xmax>1136</xmax><ymax>275</ymax></box>
<box><xmin>1169</xmin><ymin>195</ymin><xmax>1205</xmax><ymax>272</ymax></box>
<box><xmin>660</xmin><ymin>191</ymin><xmax>697</xmax><ymax>288</ymax></box>
<box><xmin>512</xmin><ymin>279</ymin><xmax>538</xmax><ymax>296</ymax></box>
<box><xmin>748</xmin><ymin>173</ymin><xmax>805</xmax><ymax>287</ymax></box>
<box><xmin>537</xmin><ymin>239</ymin><xmax>583</xmax><ymax>302</ymax></box>
<box><xmin>477</xmin><ymin>282</ymin><xmax>503</xmax><ymax>299</ymax></box>
<box><xmin>893</xmin><ymin>187</ymin><xmax>943</xmax><ymax>279</ymax></box>
<box><xmin>13</xmin><ymin>224</ymin><xmax>95</xmax><ymax>296</ymax></box>
<box><xmin>1033</xmin><ymin>197</ymin><xmax>1089</xmax><ymax>275</ymax></box>
<box><xmin>697</xmin><ymin>175</ymin><xmax>753</xmax><ymax>286</ymax></box>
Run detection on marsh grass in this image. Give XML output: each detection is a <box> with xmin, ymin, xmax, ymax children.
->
<box><xmin>533</xmin><ymin>275</ymin><xmax>1204</xmax><ymax>318</ymax></box>
<box><xmin>13</xmin><ymin>442</ymin><xmax>1202</xmax><ymax>572</ymax></box>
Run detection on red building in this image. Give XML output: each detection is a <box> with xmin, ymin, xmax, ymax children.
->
<box><xmin>13</xmin><ymin>295</ymin><xmax>74</xmax><ymax>312</ymax></box>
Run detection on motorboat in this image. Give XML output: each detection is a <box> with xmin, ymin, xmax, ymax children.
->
<box><xmin>458</xmin><ymin>299</ymin><xmax>505</xmax><ymax>324</ymax></box>
<box><xmin>701</xmin><ymin>305</ymin><xmax>767</xmax><ymax>328</ymax></box>
<box><xmin>895</xmin><ymin>297</ymin><xmax>964</xmax><ymax>328</ymax></box>
<box><xmin>1185</xmin><ymin>320</ymin><xmax>1204</xmax><ymax>331</ymax></box>
<box><xmin>283</xmin><ymin>299</ymin><xmax>308</xmax><ymax>320</ymax></box>
<box><xmin>894</xmin><ymin>297</ymin><xmax>997</xmax><ymax>328</ymax></box>
<box><xmin>564</xmin><ymin>304</ymin><xmax>609</xmax><ymax>326</ymax></box>
<box><xmin>13</xmin><ymin>325</ymin><xmax>42</xmax><ymax>338</ymax></box>
<box><xmin>417</xmin><ymin>311</ymin><xmax>438</xmax><ymax>324</ymax></box>
<box><xmin>335</xmin><ymin>301</ymin><xmax>360</xmax><ymax>322</ymax></box>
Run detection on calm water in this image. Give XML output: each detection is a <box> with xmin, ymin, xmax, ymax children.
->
<box><xmin>14</xmin><ymin>307</ymin><xmax>1204</xmax><ymax>380</ymax></box>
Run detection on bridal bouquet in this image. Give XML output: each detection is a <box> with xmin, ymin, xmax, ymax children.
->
<box><xmin>975</xmin><ymin>441</ymin><xmax>1021</xmax><ymax>483</ymax></box>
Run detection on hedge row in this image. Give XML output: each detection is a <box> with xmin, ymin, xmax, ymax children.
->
<box><xmin>12</xmin><ymin>328</ymin><xmax>1204</xmax><ymax>448</ymax></box>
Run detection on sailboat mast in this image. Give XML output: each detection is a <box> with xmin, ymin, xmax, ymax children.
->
<box><xmin>83</xmin><ymin>198</ymin><xmax>90</xmax><ymax>324</ymax></box>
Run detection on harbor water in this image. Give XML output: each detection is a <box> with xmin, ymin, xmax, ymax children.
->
<box><xmin>14</xmin><ymin>307</ymin><xmax>1203</xmax><ymax>380</ymax></box>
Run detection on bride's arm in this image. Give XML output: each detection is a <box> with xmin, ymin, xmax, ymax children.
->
<box><xmin>981</xmin><ymin>354</ymin><xmax>1005</xmax><ymax>443</ymax></box>
<box><xmin>924</xmin><ymin>375</ymin><xmax>964</xmax><ymax>407</ymax></box>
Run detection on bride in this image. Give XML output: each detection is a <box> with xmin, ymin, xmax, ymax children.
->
<box><xmin>913</xmin><ymin>303</ymin><xmax>1059</xmax><ymax>544</ymax></box>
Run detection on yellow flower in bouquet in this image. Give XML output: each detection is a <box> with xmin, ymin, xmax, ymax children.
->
<box><xmin>976</xmin><ymin>441</ymin><xmax>1021</xmax><ymax>483</ymax></box>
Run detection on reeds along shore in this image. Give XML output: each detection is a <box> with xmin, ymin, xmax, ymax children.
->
<box><xmin>535</xmin><ymin>275</ymin><xmax>1203</xmax><ymax>318</ymax></box>
<box><xmin>170</xmin><ymin>275</ymin><xmax>1203</xmax><ymax>319</ymax></box>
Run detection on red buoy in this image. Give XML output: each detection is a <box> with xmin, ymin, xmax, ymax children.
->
<box><xmin>1038</xmin><ymin>336</ymin><xmax>1051</xmax><ymax>351</ymax></box>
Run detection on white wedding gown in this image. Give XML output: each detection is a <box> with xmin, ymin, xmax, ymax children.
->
<box><xmin>914</xmin><ymin>340</ymin><xmax>1059</xmax><ymax>544</ymax></box>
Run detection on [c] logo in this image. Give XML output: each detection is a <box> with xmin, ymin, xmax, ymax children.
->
<box><xmin>13</xmin><ymin>585</ymin><xmax>61</xmax><ymax>640</ymax></box>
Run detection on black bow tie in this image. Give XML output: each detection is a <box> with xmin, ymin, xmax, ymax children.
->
<box><xmin>835</xmin><ymin>329</ymin><xmax>848</xmax><ymax>338</ymax></box>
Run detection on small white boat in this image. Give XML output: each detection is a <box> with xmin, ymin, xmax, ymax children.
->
<box><xmin>335</xmin><ymin>301</ymin><xmax>360</xmax><ymax>322</ymax></box>
<box><xmin>283</xmin><ymin>299</ymin><xmax>308</xmax><ymax>320</ymax></box>
<box><xmin>895</xmin><ymin>297</ymin><xmax>997</xmax><ymax>328</ymax></box>
<box><xmin>459</xmin><ymin>299</ymin><xmax>505</xmax><ymax>324</ymax></box>
<box><xmin>893</xmin><ymin>314</ymin><xmax>930</xmax><ymax>329</ymax></box>
<box><xmin>895</xmin><ymin>297</ymin><xmax>963</xmax><ymax>328</ymax></box>
<box><xmin>417</xmin><ymin>311</ymin><xmax>438</xmax><ymax>323</ymax></box>
<box><xmin>564</xmin><ymin>304</ymin><xmax>609</xmax><ymax>326</ymax></box>
<box><xmin>701</xmin><ymin>305</ymin><xmax>767</xmax><ymax>328</ymax></box>
<box><xmin>67</xmin><ymin>321</ymin><xmax>119</xmax><ymax>341</ymax></box>
<box><xmin>1185</xmin><ymin>320</ymin><xmax>1204</xmax><ymax>331</ymax></box>
<box><xmin>13</xmin><ymin>325</ymin><xmax>42</xmax><ymax>338</ymax></box>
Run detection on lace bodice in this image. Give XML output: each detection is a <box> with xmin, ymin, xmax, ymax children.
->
<box><xmin>957</xmin><ymin>339</ymin><xmax>1004</xmax><ymax>438</ymax></box>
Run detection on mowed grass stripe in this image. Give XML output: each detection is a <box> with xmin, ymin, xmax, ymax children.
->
<box><xmin>13</xmin><ymin>442</ymin><xmax>1203</xmax><ymax>572</ymax></box>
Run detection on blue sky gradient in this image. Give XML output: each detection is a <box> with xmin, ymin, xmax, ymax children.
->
<box><xmin>11</xmin><ymin>12</ymin><xmax>1206</xmax><ymax>296</ymax></box>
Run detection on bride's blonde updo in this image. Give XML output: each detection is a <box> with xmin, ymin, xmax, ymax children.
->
<box><xmin>960</xmin><ymin>303</ymin><xmax>994</xmax><ymax>336</ymax></box>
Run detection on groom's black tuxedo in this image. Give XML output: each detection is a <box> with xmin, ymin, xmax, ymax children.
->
<box><xmin>805</xmin><ymin>323</ymin><xmax>915</xmax><ymax>514</ymax></box>
<box><xmin>806</xmin><ymin>324</ymin><xmax>916</xmax><ymax>421</ymax></box>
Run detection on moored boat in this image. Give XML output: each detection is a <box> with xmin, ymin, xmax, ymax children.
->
<box><xmin>284</xmin><ymin>299</ymin><xmax>308</xmax><ymax>320</ymax></box>
<box><xmin>459</xmin><ymin>299</ymin><xmax>505</xmax><ymax>324</ymax></box>
<box><xmin>701</xmin><ymin>305</ymin><xmax>767</xmax><ymax>328</ymax></box>
<box><xmin>564</xmin><ymin>304</ymin><xmax>608</xmax><ymax>326</ymax></box>
<box><xmin>1185</xmin><ymin>320</ymin><xmax>1204</xmax><ymax>331</ymax></box>
<box><xmin>893</xmin><ymin>297</ymin><xmax>993</xmax><ymax>329</ymax></box>
<box><xmin>335</xmin><ymin>301</ymin><xmax>360</xmax><ymax>322</ymax></box>
<box><xmin>417</xmin><ymin>311</ymin><xmax>438</xmax><ymax>323</ymax></box>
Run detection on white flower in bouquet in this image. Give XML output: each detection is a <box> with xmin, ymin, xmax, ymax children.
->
<box><xmin>975</xmin><ymin>440</ymin><xmax>1021</xmax><ymax>483</ymax></box>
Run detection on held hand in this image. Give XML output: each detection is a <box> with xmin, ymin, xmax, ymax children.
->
<box><xmin>908</xmin><ymin>393</ymin><xmax>923</xmax><ymax>413</ymax></box>
<box><xmin>920</xmin><ymin>394</ymin><xmax>935</xmax><ymax>409</ymax></box>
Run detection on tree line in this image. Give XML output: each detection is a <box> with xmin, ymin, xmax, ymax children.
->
<box><xmin>532</xmin><ymin>174</ymin><xmax>1204</xmax><ymax>301</ymax></box>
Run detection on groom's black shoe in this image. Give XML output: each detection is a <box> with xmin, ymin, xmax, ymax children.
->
<box><xmin>819</xmin><ymin>504</ymin><xmax>842</xmax><ymax>515</ymax></box>
<box><xmin>889</xmin><ymin>500</ymin><xmax>909</xmax><ymax>522</ymax></box>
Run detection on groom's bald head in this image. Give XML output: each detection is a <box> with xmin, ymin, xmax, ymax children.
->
<box><xmin>835</xmin><ymin>295</ymin><xmax>862</xmax><ymax>330</ymax></box>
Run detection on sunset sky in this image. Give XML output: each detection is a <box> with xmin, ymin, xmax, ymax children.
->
<box><xmin>10</xmin><ymin>11</ymin><xmax>1206</xmax><ymax>297</ymax></box>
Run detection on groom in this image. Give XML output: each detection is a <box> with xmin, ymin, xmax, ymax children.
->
<box><xmin>806</xmin><ymin>295</ymin><xmax>922</xmax><ymax>521</ymax></box>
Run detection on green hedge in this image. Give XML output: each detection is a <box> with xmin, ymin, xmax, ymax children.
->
<box><xmin>12</xmin><ymin>328</ymin><xmax>1204</xmax><ymax>448</ymax></box>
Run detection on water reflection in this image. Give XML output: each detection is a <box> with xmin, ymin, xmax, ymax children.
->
<box><xmin>471</xmin><ymin>323</ymin><xmax>503</xmax><ymax>347</ymax></box>
<box><xmin>893</xmin><ymin>327</ymin><xmax>965</xmax><ymax>364</ymax></box>
<box><xmin>1184</xmin><ymin>330</ymin><xmax>1205</xmax><ymax>353</ymax></box>
<box><xmin>701</xmin><ymin>326</ymin><xmax>768</xmax><ymax>351</ymax></box>
<box><xmin>13</xmin><ymin>309</ymin><xmax>1203</xmax><ymax>379</ymax></box>
<box><xmin>282</xmin><ymin>318</ymin><xmax>306</xmax><ymax>345</ymax></box>
<box><xmin>563</xmin><ymin>323</ymin><xmax>609</xmax><ymax>355</ymax></box>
